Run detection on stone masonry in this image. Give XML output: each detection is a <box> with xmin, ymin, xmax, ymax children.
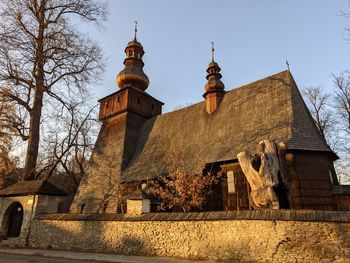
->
<box><xmin>27</xmin><ymin>211</ymin><xmax>350</xmax><ymax>262</ymax></box>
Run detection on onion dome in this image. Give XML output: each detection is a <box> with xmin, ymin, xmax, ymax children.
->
<box><xmin>203</xmin><ymin>42</ymin><xmax>225</xmax><ymax>114</ymax></box>
<box><xmin>116</xmin><ymin>22</ymin><xmax>149</xmax><ymax>91</ymax></box>
<box><xmin>203</xmin><ymin>42</ymin><xmax>225</xmax><ymax>97</ymax></box>
<box><xmin>204</xmin><ymin>62</ymin><xmax>225</xmax><ymax>93</ymax></box>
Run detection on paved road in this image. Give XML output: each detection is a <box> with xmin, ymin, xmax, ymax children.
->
<box><xmin>0</xmin><ymin>250</ymin><xmax>215</xmax><ymax>263</ymax></box>
<box><xmin>0</xmin><ymin>253</ymin><xmax>109</xmax><ymax>263</ymax></box>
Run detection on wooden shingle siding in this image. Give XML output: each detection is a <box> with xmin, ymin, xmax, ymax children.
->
<box><xmin>292</xmin><ymin>152</ymin><xmax>336</xmax><ymax>209</ymax></box>
<box><xmin>121</xmin><ymin>71</ymin><xmax>334</xmax><ymax>183</ymax></box>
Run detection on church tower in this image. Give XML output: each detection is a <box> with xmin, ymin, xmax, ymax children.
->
<box><xmin>203</xmin><ymin>43</ymin><xmax>225</xmax><ymax>114</ymax></box>
<box><xmin>99</xmin><ymin>24</ymin><xmax>163</xmax><ymax>120</ymax></box>
<box><xmin>70</xmin><ymin>24</ymin><xmax>163</xmax><ymax>213</ymax></box>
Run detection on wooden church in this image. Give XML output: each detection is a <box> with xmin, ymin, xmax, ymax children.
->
<box><xmin>70</xmin><ymin>30</ymin><xmax>344</xmax><ymax>214</ymax></box>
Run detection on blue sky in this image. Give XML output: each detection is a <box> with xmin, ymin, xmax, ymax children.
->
<box><xmin>81</xmin><ymin>0</ymin><xmax>349</xmax><ymax>112</ymax></box>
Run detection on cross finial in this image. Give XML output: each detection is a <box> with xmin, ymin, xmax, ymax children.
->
<box><xmin>134</xmin><ymin>21</ymin><xmax>138</xmax><ymax>40</ymax></box>
<box><xmin>286</xmin><ymin>59</ymin><xmax>290</xmax><ymax>71</ymax></box>
<box><xmin>211</xmin><ymin>41</ymin><xmax>215</xmax><ymax>62</ymax></box>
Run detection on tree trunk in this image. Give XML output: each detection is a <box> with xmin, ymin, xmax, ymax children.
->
<box><xmin>22</xmin><ymin>1</ymin><xmax>45</xmax><ymax>180</ymax></box>
<box><xmin>23</xmin><ymin>90</ymin><xmax>43</xmax><ymax>180</ymax></box>
<box><xmin>237</xmin><ymin>140</ymin><xmax>280</xmax><ymax>209</ymax></box>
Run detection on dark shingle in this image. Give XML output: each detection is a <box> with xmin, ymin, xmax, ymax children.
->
<box><xmin>0</xmin><ymin>180</ymin><xmax>67</xmax><ymax>197</ymax></box>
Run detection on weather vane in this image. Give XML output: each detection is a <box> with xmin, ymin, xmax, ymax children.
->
<box><xmin>134</xmin><ymin>21</ymin><xmax>138</xmax><ymax>40</ymax></box>
<box><xmin>211</xmin><ymin>41</ymin><xmax>215</xmax><ymax>62</ymax></box>
<box><xmin>286</xmin><ymin>59</ymin><xmax>290</xmax><ymax>71</ymax></box>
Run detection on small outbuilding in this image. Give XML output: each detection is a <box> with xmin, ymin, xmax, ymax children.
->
<box><xmin>0</xmin><ymin>180</ymin><xmax>66</xmax><ymax>246</ymax></box>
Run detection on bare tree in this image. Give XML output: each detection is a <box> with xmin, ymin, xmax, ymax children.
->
<box><xmin>147</xmin><ymin>151</ymin><xmax>222</xmax><ymax>212</ymax></box>
<box><xmin>331</xmin><ymin>71</ymin><xmax>350</xmax><ymax>184</ymax></box>
<box><xmin>0</xmin><ymin>97</ymin><xmax>19</xmax><ymax>187</ymax></box>
<box><xmin>342</xmin><ymin>1</ymin><xmax>350</xmax><ymax>34</ymax></box>
<box><xmin>0</xmin><ymin>0</ymin><xmax>106</xmax><ymax>180</ymax></box>
<box><xmin>0</xmin><ymin>89</ymin><xmax>29</xmax><ymax>142</ymax></box>
<box><xmin>75</xmin><ymin>152</ymin><xmax>132</xmax><ymax>214</ymax></box>
<box><xmin>332</xmin><ymin>72</ymin><xmax>350</xmax><ymax>137</ymax></box>
<box><xmin>303</xmin><ymin>86</ymin><xmax>334</xmax><ymax>146</ymax></box>
<box><xmin>96</xmin><ymin>164</ymin><xmax>130</xmax><ymax>214</ymax></box>
<box><xmin>0</xmin><ymin>97</ymin><xmax>15</xmax><ymax>152</ymax></box>
<box><xmin>35</xmin><ymin>100</ymin><xmax>99</xmax><ymax>190</ymax></box>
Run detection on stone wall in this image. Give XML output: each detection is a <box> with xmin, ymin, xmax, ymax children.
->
<box><xmin>27</xmin><ymin>211</ymin><xmax>350</xmax><ymax>262</ymax></box>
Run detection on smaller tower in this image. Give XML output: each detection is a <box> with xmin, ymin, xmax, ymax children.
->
<box><xmin>203</xmin><ymin>42</ymin><xmax>225</xmax><ymax>114</ymax></box>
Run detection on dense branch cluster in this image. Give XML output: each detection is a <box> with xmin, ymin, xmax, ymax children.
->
<box><xmin>343</xmin><ymin>1</ymin><xmax>350</xmax><ymax>33</ymax></box>
<box><xmin>0</xmin><ymin>0</ymin><xmax>105</xmax><ymax>108</ymax></box>
<box><xmin>0</xmin><ymin>0</ymin><xmax>106</xmax><ymax>179</ymax></box>
<box><xmin>303</xmin><ymin>71</ymin><xmax>350</xmax><ymax>183</ymax></box>
<box><xmin>303</xmin><ymin>86</ymin><xmax>333</xmax><ymax>141</ymax></box>
<box><xmin>37</xmin><ymin>102</ymin><xmax>98</xmax><ymax>186</ymax></box>
<box><xmin>0</xmin><ymin>95</ymin><xmax>19</xmax><ymax>186</ymax></box>
<box><xmin>147</xmin><ymin>151</ymin><xmax>222</xmax><ymax>212</ymax></box>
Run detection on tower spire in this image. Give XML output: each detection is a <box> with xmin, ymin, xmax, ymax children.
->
<box><xmin>116</xmin><ymin>24</ymin><xmax>149</xmax><ymax>91</ymax></box>
<box><xmin>134</xmin><ymin>21</ymin><xmax>138</xmax><ymax>41</ymax></box>
<box><xmin>211</xmin><ymin>41</ymin><xmax>215</xmax><ymax>63</ymax></box>
<box><xmin>203</xmin><ymin>42</ymin><xmax>225</xmax><ymax>114</ymax></box>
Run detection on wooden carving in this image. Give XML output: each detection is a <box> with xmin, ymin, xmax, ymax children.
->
<box><xmin>237</xmin><ymin>140</ymin><xmax>281</xmax><ymax>209</ymax></box>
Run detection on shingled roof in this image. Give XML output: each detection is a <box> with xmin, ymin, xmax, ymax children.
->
<box><xmin>121</xmin><ymin>70</ymin><xmax>334</xmax><ymax>182</ymax></box>
<box><xmin>0</xmin><ymin>180</ymin><xmax>67</xmax><ymax>197</ymax></box>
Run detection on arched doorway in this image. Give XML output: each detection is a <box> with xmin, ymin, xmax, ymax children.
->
<box><xmin>4</xmin><ymin>202</ymin><xmax>23</xmax><ymax>238</ymax></box>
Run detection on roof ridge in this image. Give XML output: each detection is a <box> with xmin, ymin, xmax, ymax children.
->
<box><xmin>161</xmin><ymin>70</ymin><xmax>290</xmax><ymax>117</ymax></box>
<box><xmin>226</xmin><ymin>70</ymin><xmax>290</xmax><ymax>93</ymax></box>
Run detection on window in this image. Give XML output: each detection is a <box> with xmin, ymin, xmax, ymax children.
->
<box><xmin>117</xmin><ymin>96</ymin><xmax>120</xmax><ymax>103</ymax></box>
<box><xmin>137</xmin><ymin>98</ymin><xmax>140</xmax><ymax>105</ymax></box>
<box><xmin>227</xmin><ymin>171</ymin><xmax>235</xmax><ymax>193</ymax></box>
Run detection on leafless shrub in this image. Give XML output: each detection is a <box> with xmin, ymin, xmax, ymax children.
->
<box><xmin>147</xmin><ymin>151</ymin><xmax>221</xmax><ymax>212</ymax></box>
